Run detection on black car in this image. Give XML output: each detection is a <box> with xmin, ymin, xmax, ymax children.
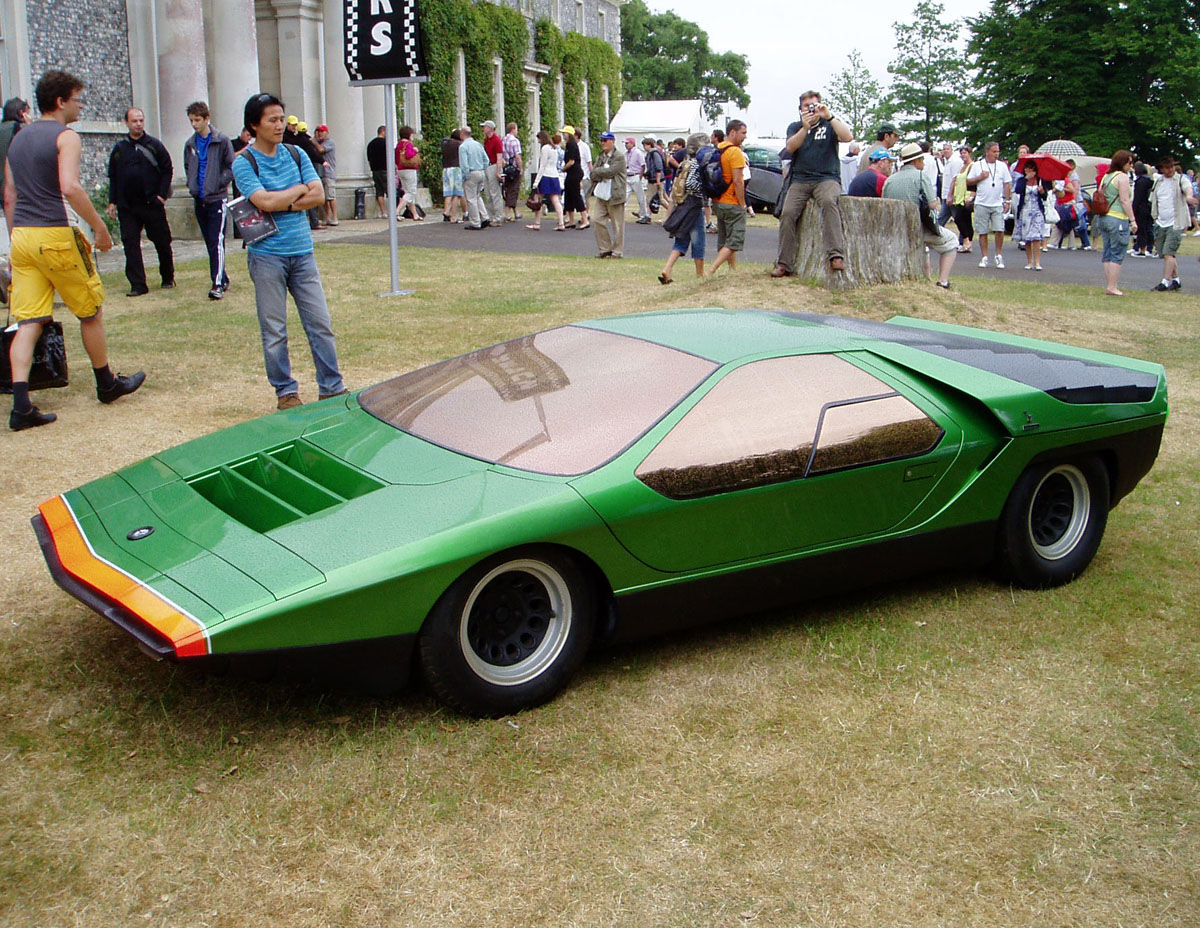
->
<box><xmin>743</xmin><ymin>141</ymin><xmax>788</xmax><ymax>212</ymax></box>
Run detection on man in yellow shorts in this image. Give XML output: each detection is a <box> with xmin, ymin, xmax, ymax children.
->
<box><xmin>5</xmin><ymin>70</ymin><xmax>144</xmax><ymax>431</ymax></box>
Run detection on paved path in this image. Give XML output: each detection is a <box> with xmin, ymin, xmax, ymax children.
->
<box><xmin>335</xmin><ymin>215</ymin><xmax>1194</xmax><ymax>292</ymax></box>
<box><xmin>100</xmin><ymin>215</ymin><xmax>1198</xmax><ymax>294</ymax></box>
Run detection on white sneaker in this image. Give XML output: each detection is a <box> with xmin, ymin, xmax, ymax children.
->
<box><xmin>979</xmin><ymin>257</ymin><xmax>989</xmax><ymax>268</ymax></box>
<box><xmin>1024</xmin><ymin>264</ymin><xmax>1033</xmax><ymax>270</ymax></box>
<box><xmin>995</xmin><ymin>255</ymin><xmax>1005</xmax><ymax>269</ymax></box>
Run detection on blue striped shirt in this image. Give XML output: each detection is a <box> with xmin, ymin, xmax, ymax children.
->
<box><xmin>231</xmin><ymin>144</ymin><xmax>320</xmax><ymax>256</ymax></box>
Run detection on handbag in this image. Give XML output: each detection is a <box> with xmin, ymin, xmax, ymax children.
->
<box><xmin>1</xmin><ymin>316</ymin><xmax>69</xmax><ymax>393</ymax></box>
<box><xmin>662</xmin><ymin>196</ymin><xmax>701</xmax><ymax>236</ymax></box>
<box><xmin>773</xmin><ymin>171</ymin><xmax>792</xmax><ymax>219</ymax></box>
<box><xmin>918</xmin><ymin>191</ymin><xmax>940</xmax><ymax>235</ymax></box>
<box><xmin>1043</xmin><ymin>193</ymin><xmax>1059</xmax><ymax>224</ymax></box>
<box><xmin>526</xmin><ymin>191</ymin><xmax>543</xmax><ymax>212</ymax></box>
<box><xmin>591</xmin><ymin>178</ymin><xmax>612</xmax><ymax>201</ymax></box>
<box><xmin>1091</xmin><ymin>175</ymin><xmax>1111</xmax><ymax>216</ymax></box>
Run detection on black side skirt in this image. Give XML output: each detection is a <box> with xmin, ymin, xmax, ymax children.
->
<box><xmin>609</xmin><ymin>521</ymin><xmax>996</xmax><ymax>644</ymax></box>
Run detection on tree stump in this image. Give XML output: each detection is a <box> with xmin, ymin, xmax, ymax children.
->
<box><xmin>789</xmin><ymin>196</ymin><xmax>925</xmax><ymax>290</ymax></box>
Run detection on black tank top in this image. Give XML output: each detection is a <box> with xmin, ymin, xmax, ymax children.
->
<box><xmin>8</xmin><ymin>120</ymin><xmax>69</xmax><ymax>227</ymax></box>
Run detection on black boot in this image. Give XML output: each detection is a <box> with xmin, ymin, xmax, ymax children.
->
<box><xmin>97</xmin><ymin>371</ymin><xmax>147</xmax><ymax>404</ymax></box>
<box><xmin>10</xmin><ymin>406</ymin><xmax>57</xmax><ymax>430</ymax></box>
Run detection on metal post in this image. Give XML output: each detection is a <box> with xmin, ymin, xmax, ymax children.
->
<box><xmin>381</xmin><ymin>82</ymin><xmax>415</xmax><ymax>298</ymax></box>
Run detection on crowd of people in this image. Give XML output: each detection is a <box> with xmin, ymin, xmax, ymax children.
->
<box><xmin>372</xmin><ymin>119</ymin><xmax>725</xmax><ymax>259</ymax></box>
<box><xmin>380</xmin><ymin>96</ymin><xmax>1199</xmax><ymax>298</ymax></box>
<box><xmin>774</xmin><ymin>96</ymin><xmax>1199</xmax><ymax>295</ymax></box>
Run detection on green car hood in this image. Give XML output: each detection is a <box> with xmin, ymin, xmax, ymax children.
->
<box><xmin>56</xmin><ymin>398</ymin><xmax>567</xmax><ymax>630</ymax></box>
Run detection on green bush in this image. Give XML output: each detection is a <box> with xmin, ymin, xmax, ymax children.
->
<box><xmin>88</xmin><ymin>183</ymin><xmax>119</xmax><ymax>236</ymax></box>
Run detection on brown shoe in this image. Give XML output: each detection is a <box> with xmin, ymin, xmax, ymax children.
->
<box><xmin>769</xmin><ymin>264</ymin><xmax>791</xmax><ymax>278</ymax></box>
<box><xmin>829</xmin><ymin>256</ymin><xmax>846</xmax><ymax>272</ymax></box>
<box><xmin>277</xmin><ymin>393</ymin><xmax>303</xmax><ymax>410</ymax></box>
<box><xmin>318</xmin><ymin>389</ymin><xmax>350</xmax><ymax>401</ymax></box>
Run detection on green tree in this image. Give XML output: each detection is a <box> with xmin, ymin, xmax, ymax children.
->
<box><xmin>826</xmin><ymin>49</ymin><xmax>887</xmax><ymax>140</ymax></box>
<box><xmin>887</xmin><ymin>0</ymin><xmax>969</xmax><ymax>143</ymax></box>
<box><xmin>966</xmin><ymin>0</ymin><xmax>1200</xmax><ymax>162</ymax></box>
<box><xmin>620</xmin><ymin>0</ymin><xmax>750</xmax><ymax>122</ymax></box>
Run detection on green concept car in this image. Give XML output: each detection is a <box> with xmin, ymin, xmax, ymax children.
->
<box><xmin>34</xmin><ymin>309</ymin><xmax>1167</xmax><ymax>716</ymax></box>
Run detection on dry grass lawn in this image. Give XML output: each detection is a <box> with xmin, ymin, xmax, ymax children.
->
<box><xmin>2</xmin><ymin>243</ymin><xmax>1197</xmax><ymax>927</ymax></box>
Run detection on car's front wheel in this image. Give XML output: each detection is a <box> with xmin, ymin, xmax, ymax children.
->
<box><xmin>419</xmin><ymin>548</ymin><xmax>595</xmax><ymax>717</ymax></box>
<box><xmin>995</xmin><ymin>457</ymin><xmax>1110</xmax><ymax>589</ymax></box>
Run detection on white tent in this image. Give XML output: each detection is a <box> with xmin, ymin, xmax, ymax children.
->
<box><xmin>607</xmin><ymin>100</ymin><xmax>711</xmax><ymax>141</ymax></box>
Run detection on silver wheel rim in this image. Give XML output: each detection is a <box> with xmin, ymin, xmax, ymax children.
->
<box><xmin>459</xmin><ymin>559</ymin><xmax>572</xmax><ymax>686</ymax></box>
<box><xmin>1027</xmin><ymin>464</ymin><xmax>1090</xmax><ymax>560</ymax></box>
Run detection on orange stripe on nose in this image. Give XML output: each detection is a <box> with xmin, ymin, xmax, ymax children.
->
<box><xmin>38</xmin><ymin>495</ymin><xmax>209</xmax><ymax>657</ymax></box>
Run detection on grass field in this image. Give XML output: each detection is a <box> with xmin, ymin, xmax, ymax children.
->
<box><xmin>2</xmin><ymin>243</ymin><xmax>1197</xmax><ymax>927</ymax></box>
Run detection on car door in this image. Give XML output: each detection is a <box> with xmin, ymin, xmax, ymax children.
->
<box><xmin>573</xmin><ymin>353</ymin><xmax>963</xmax><ymax>573</ymax></box>
<box><xmin>743</xmin><ymin>146</ymin><xmax>782</xmax><ymax>208</ymax></box>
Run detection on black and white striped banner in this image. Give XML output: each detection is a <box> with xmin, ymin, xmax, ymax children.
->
<box><xmin>344</xmin><ymin>0</ymin><xmax>428</xmax><ymax>84</ymax></box>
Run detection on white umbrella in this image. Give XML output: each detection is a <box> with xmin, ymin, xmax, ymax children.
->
<box><xmin>1037</xmin><ymin>139</ymin><xmax>1086</xmax><ymax>158</ymax></box>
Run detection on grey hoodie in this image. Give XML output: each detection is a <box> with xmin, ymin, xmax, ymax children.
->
<box><xmin>184</xmin><ymin>126</ymin><xmax>235</xmax><ymax>203</ymax></box>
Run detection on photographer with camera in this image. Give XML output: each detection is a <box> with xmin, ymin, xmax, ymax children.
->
<box><xmin>771</xmin><ymin>90</ymin><xmax>853</xmax><ymax>278</ymax></box>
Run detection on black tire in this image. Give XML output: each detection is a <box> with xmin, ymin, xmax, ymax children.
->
<box><xmin>995</xmin><ymin>456</ymin><xmax>1110</xmax><ymax>589</ymax></box>
<box><xmin>418</xmin><ymin>547</ymin><xmax>595</xmax><ymax>717</ymax></box>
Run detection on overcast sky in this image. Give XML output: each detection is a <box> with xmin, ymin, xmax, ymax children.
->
<box><xmin>646</xmin><ymin>0</ymin><xmax>994</xmax><ymax>138</ymax></box>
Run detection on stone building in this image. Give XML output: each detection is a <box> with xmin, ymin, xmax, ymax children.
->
<box><xmin>0</xmin><ymin>0</ymin><xmax>622</xmax><ymax>230</ymax></box>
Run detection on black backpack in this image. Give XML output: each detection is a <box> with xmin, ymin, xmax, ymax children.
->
<box><xmin>238</xmin><ymin>143</ymin><xmax>304</xmax><ymax>178</ymax></box>
<box><xmin>695</xmin><ymin>144</ymin><xmax>730</xmax><ymax>199</ymax></box>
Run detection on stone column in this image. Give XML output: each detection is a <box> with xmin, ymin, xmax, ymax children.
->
<box><xmin>204</xmin><ymin>0</ymin><xmax>261</xmax><ymax>139</ymax></box>
<box><xmin>322</xmin><ymin>0</ymin><xmax>369</xmax><ymax>216</ymax></box>
<box><xmin>255</xmin><ymin>1</ymin><xmax>282</xmax><ymax>97</ymax></box>
<box><xmin>155</xmin><ymin>0</ymin><xmax>210</xmax><ymax>236</ymax></box>
<box><xmin>155</xmin><ymin>0</ymin><xmax>209</xmax><ymax>174</ymax></box>
<box><xmin>271</xmin><ymin>0</ymin><xmax>325</xmax><ymax>124</ymax></box>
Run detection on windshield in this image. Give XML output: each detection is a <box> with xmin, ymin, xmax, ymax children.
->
<box><xmin>359</xmin><ymin>325</ymin><xmax>718</xmax><ymax>476</ymax></box>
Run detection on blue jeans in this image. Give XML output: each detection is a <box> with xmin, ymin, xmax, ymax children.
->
<box><xmin>246</xmin><ymin>251</ymin><xmax>345</xmax><ymax>398</ymax></box>
<box><xmin>671</xmin><ymin>205</ymin><xmax>706</xmax><ymax>259</ymax></box>
<box><xmin>1075</xmin><ymin>211</ymin><xmax>1091</xmax><ymax>248</ymax></box>
<box><xmin>193</xmin><ymin>198</ymin><xmax>229</xmax><ymax>289</ymax></box>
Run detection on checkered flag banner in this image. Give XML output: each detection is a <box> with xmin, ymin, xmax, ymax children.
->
<box><xmin>344</xmin><ymin>0</ymin><xmax>428</xmax><ymax>84</ymax></box>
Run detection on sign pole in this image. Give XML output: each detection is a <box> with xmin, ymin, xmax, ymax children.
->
<box><xmin>345</xmin><ymin>0</ymin><xmax>428</xmax><ymax>298</ymax></box>
<box><xmin>381</xmin><ymin>82</ymin><xmax>414</xmax><ymax>298</ymax></box>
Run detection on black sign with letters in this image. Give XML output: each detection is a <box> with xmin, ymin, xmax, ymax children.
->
<box><xmin>344</xmin><ymin>0</ymin><xmax>428</xmax><ymax>84</ymax></box>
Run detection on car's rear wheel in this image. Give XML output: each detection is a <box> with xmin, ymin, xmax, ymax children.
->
<box><xmin>419</xmin><ymin>548</ymin><xmax>595</xmax><ymax>717</ymax></box>
<box><xmin>995</xmin><ymin>457</ymin><xmax>1110</xmax><ymax>588</ymax></box>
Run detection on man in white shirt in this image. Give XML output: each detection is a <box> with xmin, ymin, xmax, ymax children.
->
<box><xmin>624</xmin><ymin>137</ymin><xmax>649</xmax><ymax>222</ymax></box>
<box><xmin>1150</xmin><ymin>156</ymin><xmax>1197</xmax><ymax>291</ymax></box>
<box><xmin>840</xmin><ymin>142</ymin><xmax>860</xmax><ymax>193</ymax></box>
<box><xmin>920</xmin><ymin>141</ymin><xmax>941</xmax><ymax>209</ymax></box>
<box><xmin>577</xmin><ymin>133</ymin><xmax>593</xmax><ymax>179</ymax></box>
<box><xmin>938</xmin><ymin>142</ymin><xmax>960</xmax><ymax>225</ymax></box>
<box><xmin>967</xmin><ymin>141</ymin><xmax>1012</xmax><ymax>268</ymax></box>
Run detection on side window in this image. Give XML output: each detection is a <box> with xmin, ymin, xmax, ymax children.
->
<box><xmin>636</xmin><ymin>355</ymin><xmax>942</xmax><ymax>499</ymax></box>
<box><xmin>744</xmin><ymin>147</ymin><xmax>781</xmax><ymax>171</ymax></box>
<box><xmin>810</xmin><ymin>394</ymin><xmax>943</xmax><ymax>475</ymax></box>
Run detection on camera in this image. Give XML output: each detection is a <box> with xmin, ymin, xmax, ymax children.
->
<box><xmin>807</xmin><ymin>103</ymin><xmax>817</xmax><ymax>114</ymax></box>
